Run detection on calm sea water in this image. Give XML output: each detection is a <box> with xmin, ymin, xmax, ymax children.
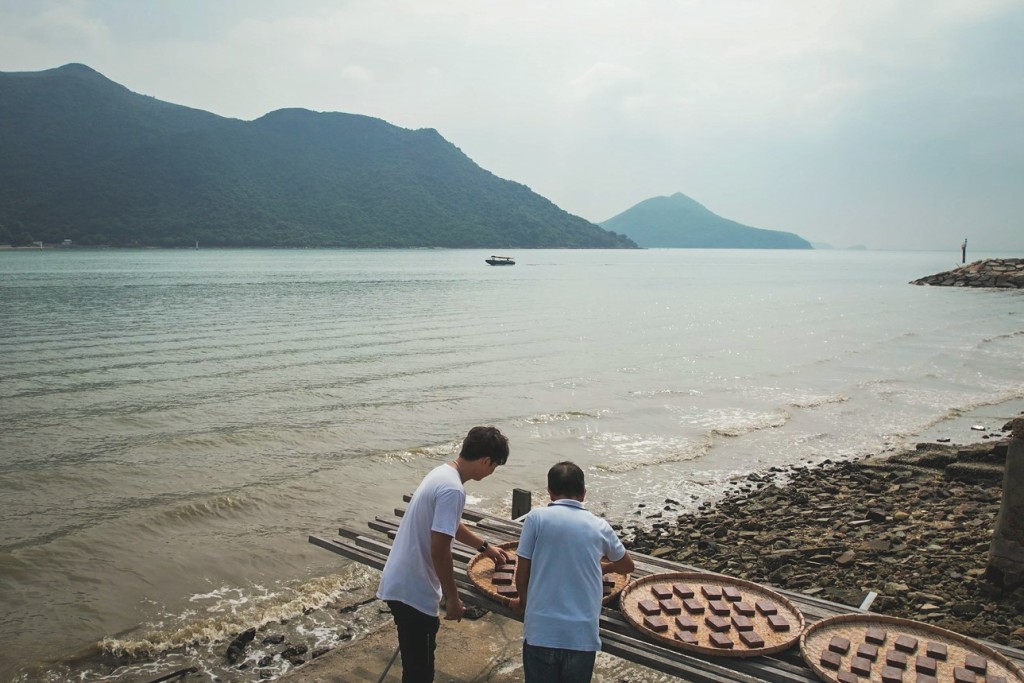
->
<box><xmin>1</xmin><ymin>248</ymin><xmax>1022</xmax><ymax>681</ymax></box>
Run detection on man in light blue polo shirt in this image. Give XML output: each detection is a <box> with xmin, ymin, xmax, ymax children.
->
<box><xmin>511</xmin><ymin>461</ymin><xmax>635</xmax><ymax>682</ymax></box>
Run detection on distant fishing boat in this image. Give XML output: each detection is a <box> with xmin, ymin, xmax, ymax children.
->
<box><xmin>485</xmin><ymin>255</ymin><xmax>515</xmax><ymax>266</ymax></box>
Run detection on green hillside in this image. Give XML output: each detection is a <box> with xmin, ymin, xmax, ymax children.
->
<box><xmin>0</xmin><ymin>64</ymin><xmax>635</xmax><ymax>249</ymax></box>
<box><xmin>600</xmin><ymin>192</ymin><xmax>811</xmax><ymax>249</ymax></box>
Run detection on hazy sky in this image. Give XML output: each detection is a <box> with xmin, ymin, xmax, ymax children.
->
<box><xmin>2</xmin><ymin>1</ymin><xmax>1022</xmax><ymax>251</ymax></box>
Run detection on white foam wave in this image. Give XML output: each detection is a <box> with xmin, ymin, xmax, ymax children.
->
<box><xmin>522</xmin><ymin>410</ymin><xmax>602</xmax><ymax>425</ymax></box>
<box><xmin>591</xmin><ymin>432</ymin><xmax>712</xmax><ymax>473</ymax></box>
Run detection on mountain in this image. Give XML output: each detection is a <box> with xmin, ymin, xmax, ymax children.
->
<box><xmin>0</xmin><ymin>64</ymin><xmax>635</xmax><ymax>249</ymax></box>
<box><xmin>600</xmin><ymin>193</ymin><xmax>811</xmax><ymax>249</ymax></box>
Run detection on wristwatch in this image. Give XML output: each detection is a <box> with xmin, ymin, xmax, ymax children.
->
<box><xmin>478</xmin><ymin>541</ymin><xmax>490</xmax><ymax>553</ymax></box>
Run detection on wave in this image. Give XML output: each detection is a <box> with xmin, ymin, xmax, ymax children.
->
<box><xmin>593</xmin><ymin>434</ymin><xmax>713</xmax><ymax>473</ymax></box>
<box><xmin>521</xmin><ymin>410</ymin><xmax>603</xmax><ymax>424</ymax></box>
<box><xmin>787</xmin><ymin>393</ymin><xmax>849</xmax><ymax>409</ymax></box>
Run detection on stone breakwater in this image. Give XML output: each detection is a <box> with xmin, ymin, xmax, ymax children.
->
<box><xmin>911</xmin><ymin>258</ymin><xmax>1024</xmax><ymax>288</ymax></box>
<box><xmin>625</xmin><ymin>422</ymin><xmax>1024</xmax><ymax>648</ymax></box>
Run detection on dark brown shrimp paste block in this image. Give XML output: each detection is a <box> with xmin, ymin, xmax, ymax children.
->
<box><xmin>638</xmin><ymin>599</ymin><xmax>661</xmax><ymax>616</ymax></box>
<box><xmin>953</xmin><ymin>667</ymin><xmax>976</xmax><ymax>683</ymax></box>
<box><xmin>731</xmin><ymin>614</ymin><xmax>753</xmax><ymax>631</ymax></box>
<box><xmin>643</xmin><ymin>615</ymin><xmax>669</xmax><ymax>632</ymax></box>
<box><xmin>682</xmin><ymin>598</ymin><xmax>705</xmax><ymax>614</ymax></box>
<box><xmin>887</xmin><ymin>651</ymin><xmax>908</xmax><ymax>669</ymax></box>
<box><xmin>882</xmin><ymin>666</ymin><xmax>904</xmax><ymax>683</ymax></box>
<box><xmin>497</xmin><ymin>585</ymin><xmax>518</xmax><ymax>598</ymax></box>
<box><xmin>496</xmin><ymin>563</ymin><xmax>517</xmax><ymax>573</ymax></box>
<box><xmin>602</xmin><ymin>585</ymin><xmax>612</xmax><ymax>595</ymax></box>
<box><xmin>925</xmin><ymin>643</ymin><xmax>947</xmax><ymax>661</ymax></box>
<box><xmin>492</xmin><ymin>572</ymin><xmax>514</xmax><ymax>585</ymax></box>
<box><xmin>987</xmin><ymin>676</ymin><xmax>1007</xmax><ymax>683</ymax></box>
<box><xmin>673</xmin><ymin>583</ymin><xmax>695</xmax><ymax>599</ymax></box>
<box><xmin>701</xmin><ymin>585</ymin><xmax>723</xmax><ymax>600</ymax></box>
<box><xmin>829</xmin><ymin>636</ymin><xmax>852</xmax><ymax>654</ymax></box>
<box><xmin>651</xmin><ymin>584</ymin><xmax>673</xmax><ymax>600</ymax></box>
<box><xmin>850</xmin><ymin>657</ymin><xmax>873</xmax><ymax>676</ymax></box>
<box><xmin>895</xmin><ymin>635</ymin><xmax>918</xmax><ymax>654</ymax></box>
<box><xmin>915</xmin><ymin>657</ymin><xmax>937</xmax><ymax>676</ymax></box>
<box><xmin>865</xmin><ymin>627</ymin><xmax>888</xmax><ymax>645</ymax></box>
<box><xmin>675</xmin><ymin>630</ymin><xmax>698</xmax><ymax>645</ymax></box>
<box><xmin>709</xmin><ymin>632</ymin><xmax>734</xmax><ymax>649</ymax></box>
<box><xmin>838</xmin><ymin>672</ymin><xmax>860</xmax><ymax>683</ymax></box>
<box><xmin>659</xmin><ymin>599</ymin><xmax>682</xmax><ymax>615</ymax></box>
<box><xmin>708</xmin><ymin>600</ymin><xmax>730</xmax><ymax>616</ymax></box>
<box><xmin>857</xmin><ymin>644</ymin><xmax>880</xmax><ymax>662</ymax></box>
<box><xmin>733</xmin><ymin>601</ymin><xmax>755</xmax><ymax>616</ymax></box>
<box><xmin>739</xmin><ymin>630</ymin><xmax>765</xmax><ymax>648</ymax></box>
<box><xmin>722</xmin><ymin>586</ymin><xmax>742</xmax><ymax>602</ymax></box>
<box><xmin>821</xmin><ymin>651</ymin><xmax>843</xmax><ymax>670</ymax></box>
<box><xmin>756</xmin><ymin>600</ymin><xmax>778</xmax><ymax>616</ymax></box>
<box><xmin>964</xmin><ymin>655</ymin><xmax>987</xmax><ymax>674</ymax></box>
<box><xmin>916</xmin><ymin>675</ymin><xmax>938</xmax><ymax>683</ymax></box>
<box><xmin>704</xmin><ymin>615</ymin><xmax>730</xmax><ymax>632</ymax></box>
<box><xmin>674</xmin><ymin>615</ymin><xmax>698</xmax><ymax>632</ymax></box>
<box><xmin>767</xmin><ymin>614</ymin><xmax>790</xmax><ymax>632</ymax></box>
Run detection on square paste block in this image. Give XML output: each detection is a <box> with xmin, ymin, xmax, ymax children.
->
<box><xmin>638</xmin><ymin>599</ymin><xmax>660</xmax><ymax>616</ymax></box>
<box><xmin>492</xmin><ymin>572</ymin><xmax>514</xmax><ymax>585</ymax></box>
<box><xmin>674</xmin><ymin>615</ymin><xmax>698</xmax><ymax>632</ymax></box>
<box><xmin>756</xmin><ymin>600</ymin><xmax>778</xmax><ymax>616</ymax></box>
<box><xmin>882</xmin><ymin>666</ymin><xmax>904</xmax><ymax>683</ymax></box>
<box><xmin>733</xmin><ymin>601</ymin><xmax>755</xmax><ymax>616</ymax></box>
<box><xmin>702</xmin><ymin>585</ymin><xmax>723</xmax><ymax>600</ymax></box>
<box><xmin>682</xmin><ymin>598</ymin><xmax>705</xmax><ymax>614</ymax></box>
<box><xmin>722</xmin><ymin>586</ymin><xmax>742</xmax><ymax>602</ymax></box>
<box><xmin>925</xmin><ymin>643</ymin><xmax>947</xmax><ymax>661</ymax></box>
<box><xmin>767</xmin><ymin>614</ymin><xmax>790</xmax><ymax>632</ymax></box>
<box><xmin>673</xmin><ymin>583</ymin><xmax>695</xmax><ymax>599</ymax></box>
<box><xmin>964</xmin><ymin>655</ymin><xmax>987</xmax><ymax>674</ymax></box>
<box><xmin>659</xmin><ymin>599</ymin><xmax>682</xmax><ymax>615</ymax></box>
<box><xmin>829</xmin><ymin>636</ymin><xmax>852</xmax><ymax>654</ymax></box>
<box><xmin>953</xmin><ymin>667</ymin><xmax>976</xmax><ymax>683</ymax></box>
<box><xmin>731</xmin><ymin>614</ymin><xmax>753</xmax><ymax>631</ymax></box>
<box><xmin>704</xmin><ymin>615</ymin><xmax>730</xmax><ymax>632</ymax></box>
<box><xmin>709</xmin><ymin>632</ymin><xmax>734</xmax><ymax>649</ymax></box>
<box><xmin>643</xmin><ymin>615</ymin><xmax>669</xmax><ymax>632</ymax></box>
<box><xmin>865</xmin><ymin>627</ymin><xmax>888</xmax><ymax>645</ymax></box>
<box><xmin>739</xmin><ymin>630</ymin><xmax>765</xmax><ymax>648</ymax></box>
<box><xmin>651</xmin><ymin>584</ymin><xmax>673</xmax><ymax>600</ymax></box>
<box><xmin>850</xmin><ymin>657</ymin><xmax>873</xmax><ymax>676</ymax></box>
<box><xmin>857</xmin><ymin>644</ymin><xmax>879</xmax><ymax>662</ymax></box>
<box><xmin>675</xmin><ymin>630</ymin><xmax>698</xmax><ymax>645</ymax></box>
<box><xmin>915</xmin><ymin>657</ymin><xmax>937</xmax><ymax>676</ymax></box>
<box><xmin>838</xmin><ymin>672</ymin><xmax>860</xmax><ymax>683</ymax></box>
<box><xmin>821</xmin><ymin>651</ymin><xmax>843</xmax><ymax>670</ymax></box>
<box><xmin>887</xmin><ymin>651</ymin><xmax>908</xmax><ymax>670</ymax></box>
<box><xmin>895</xmin><ymin>635</ymin><xmax>919</xmax><ymax>654</ymax></box>
<box><xmin>708</xmin><ymin>600</ymin><xmax>731</xmax><ymax>616</ymax></box>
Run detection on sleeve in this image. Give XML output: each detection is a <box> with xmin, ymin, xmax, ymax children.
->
<box><xmin>516</xmin><ymin>512</ymin><xmax>538</xmax><ymax>560</ymax></box>
<box><xmin>431</xmin><ymin>485</ymin><xmax>465</xmax><ymax>537</ymax></box>
<box><xmin>600</xmin><ymin>520</ymin><xmax>627</xmax><ymax>562</ymax></box>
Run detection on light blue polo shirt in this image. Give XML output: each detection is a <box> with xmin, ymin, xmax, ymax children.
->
<box><xmin>517</xmin><ymin>499</ymin><xmax>626</xmax><ymax>651</ymax></box>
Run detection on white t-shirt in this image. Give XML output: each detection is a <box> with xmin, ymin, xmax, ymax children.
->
<box><xmin>376</xmin><ymin>463</ymin><xmax>465</xmax><ymax>616</ymax></box>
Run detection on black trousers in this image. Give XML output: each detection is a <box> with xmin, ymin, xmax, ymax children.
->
<box><xmin>386</xmin><ymin>600</ymin><xmax>441</xmax><ymax>683</ymax></box>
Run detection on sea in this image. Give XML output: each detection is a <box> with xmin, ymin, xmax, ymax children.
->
<box><xmin>1</xmin><ymin>247</ymin><xmax>1022</xmax><ymax>681</ymax></box>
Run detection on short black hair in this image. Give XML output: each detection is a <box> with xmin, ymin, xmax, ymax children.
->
<box><xmin>459</xmin><ymin>426</ymin><xmax>509</xmax><ymax>465</ymax></box>
<box><xmin>548</xmin><ymin>461</ymin><xmax>584</xmax><ymax>497</ymax></box>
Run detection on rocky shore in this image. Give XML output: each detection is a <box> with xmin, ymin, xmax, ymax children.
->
<box><xmin>910</xmin><ymin>258</ymin><xmax>1024</xmax><ymax>288</ymax></box>
<box><xmin>626</xmin><ymin>420</ymin><xmax>1024</xmax><ymax>648</ymax></box>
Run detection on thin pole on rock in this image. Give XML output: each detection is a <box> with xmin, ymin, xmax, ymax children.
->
<box><xmin>377</xmin><ymin>644</ymin><xmax>400</xmax><ymax>683</ymax></box>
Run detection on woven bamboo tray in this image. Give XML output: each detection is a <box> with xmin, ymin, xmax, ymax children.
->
<box><xmin>620</xmin><ymin>571</ymin><xmax>805</xmax><ymax>658</ymax></box>
<box><xmin>801</xmin><ymin>614</ymin><xmax>1024</xmax><ymax>683</ymax></box>
<box><xmin>467</xmin><ymin>541</ymin><xmax>630</xmax><ymax>607</ymax></box>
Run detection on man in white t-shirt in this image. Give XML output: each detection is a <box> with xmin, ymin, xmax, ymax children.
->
<box><xmin>377</xmin><ymin>426</ymin><xmax>510</xmax><ymax>683</ymax></box>
<box><xmin>511</xmin><ymin>461</ymin><xmax>635</xmax><ymax>683</ymax></box>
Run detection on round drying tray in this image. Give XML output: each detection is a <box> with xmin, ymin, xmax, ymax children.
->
<box><xmin>467</xmin><ymin>541</ymin><xmax>630</xmax><ymax>607</ymax></box>
<box><xmin>619</xmin><ymin>571</ymin><xmax>805</xmax><ymax>658</ymax></box>
<box><xmin>800</xmin><ymin>613</ymin><xmax>1024</xmax><ymax>683</ymax></box>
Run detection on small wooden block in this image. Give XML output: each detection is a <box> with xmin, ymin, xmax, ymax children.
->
<box><xmin>887</xmin><ymin>651</ymin><xmax>908</xmax><ymax>669</ymax></box>
<box><xmin>673</xmin><ymin>583</ymin><xmax>695</xmax><ymax>599</ymax></box>
<box><xmin>708</xmin><ymin>600</ymin><xmax>730</xmax><ymax>616</ymax></box>
<box><xmin>675</xmin><ymin>630</ymin><xmax>698</xmax><ymax>645</ymax></box>
<box><xmin>986</xmin><ymin>676</ymin><xmax>1007</xmax><ymax>683</ymax></box>
<box><xmin>702</xmin><ymin>585</ymin><xmax>723</xmax><ymax>600</ymax></box>
<box><xmin>895</xmin><ymin>635</ymin><xmax>919</xmax><ymax>653</ymax></box>
<box><xmin>866</xmin><ymin>627</ymin><xmax>888</xmax><ymax>645</ymax></box>
<box><xmin>829</xmin><ymin>636</ymin><xmax>852</xmax><ymax>654</ymax></box>
<box><xmin>857</xmin><ymin>644</ymin><xmax>880</xmax><ymax>662</ymax></box>
<box><xmin>603</xmin><ymin>585</ymin><xmax>612</xmax><ymax>595</ymax></box>
<box><xmin>643</xmin><ymin>615</ymin><xmax>669</xmax><ymax>632</ymax></box>
<box><xmin>496</xmin><ymin>563</ymin><xmax>516</xmax><ymax>573</ymax></box>
<box><xmin>659</xmin><ymin>599</ymin><xmax>682</xmax><ymax>615</ymax></box>
<box><xmin>733</xmin><ymin>601</ymin><xmax>755</xmax><ymax>616</ymax></box>
<box><xmin>916</xmin><ymin>675</ymin><xmax>938</xmax><ymax>683</ymax></box>
<box><xmin>767</xmin><ymin>614</ymin><xmax>790</xmax><ymax>632</ymax></box>
<box><xmin>496</xmin><ymin>585</ymin><xmax>518</xmax><ymax>597</ymax></box>
<box><xmin>850</xmin><ymin>657</ymin><xmax>873</xmax><ymax>676</ymax></box>
<box><xmin>674</xmin><ymin>615</ymin><xmax>698</xmax><ymax>632</ymax></box>
<box><xmin>731</xmin><ymin>614</ymin><xmax>753</xmax><ymax>631</ymax></box>
<box><xmin>953</xmin><ymin>667</ymin><xmax>976</xmax><ymax>683</ymax></box>
<box><xmin>755</xmin><ymin>600</ymin><xmax>778</xmax><ymax>616</ymax></box>
<box><xmin>651</xmin><ymin>584</ymin><xmax>673</xmax><ymax>600</ymax></box>
<box><xmin>709</xmin><ymin>632</ymin><xmax>734</xmax><ymax>649</ymax></box>
<box><xmin>739</xmin><ymin>630</ymin><xmax>765</xmax><ymax>648</ymax></box>
<box><xmin>638</xmin><ymin>599</ymin><xmax>660</xmax><ymax>615</ymax></box>
<box><xmin>882</xmin><ymin>666</ymin><xmax>904</xmax><ymax>683</ymax></box>
<box><xmin>704</xmin><ymin>615</ymin><xmax>730</xmax><ymax>632</ymax></box>
<box><xmin>492</xmin><ymin>572</ymin><xmax>514</xmax><ymax>585</ymax></box>
<box><xmin>682</xmin><ymin>598</ymin><xmax>705</xmax><ymax>614</ymax></box>
<box><xmin>964</xmin><ymin>655</ymin><xmax>987</xmax><ymax>674</ymax></box>
<box><xmin>602</xmin><ymin>578</ymin><xmax>616</xmax><ymax>588</ymax></box>
<box><xmin>915</xmin><ymin>656</ymin><xmax>937</xmax><ymax>676</ymax></box>
<box><xmin>722</xmin><ymin>586</ymin><xmax>742</xmax><ymax>602</ymax></box>
<box><xmin>838</xmin><ymin>672</ymin><xmax>860</xmax><ymax>683</ymax></box>
<box><xmin>821</xmin><ymin>651</ymin><xmax>843</xmax><ymax>670</ymax></box>
<box><xmin>925</xmin><ymin>643</ymin><xmax>947</xmax><ymax>661</ymax></box>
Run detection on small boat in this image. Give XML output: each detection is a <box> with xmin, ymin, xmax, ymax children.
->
<box><xmin>485</xmin><ymin>255</ymin><xmax>515</xmax><ymax>266</ymax></box>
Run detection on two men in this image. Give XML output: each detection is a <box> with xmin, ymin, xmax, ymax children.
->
<box><xmin>376</xmin><ymin>426</ymin><xmax>510</xmax><ymax>683</ymax></box>
<box><xmin>512</xmin><ymin>461</ymin><xmax>635</xmax><ymax>683</ymax></box>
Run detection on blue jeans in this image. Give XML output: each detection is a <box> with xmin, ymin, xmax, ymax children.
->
<box><xmin>522</xmin><ymin>641</ymin><xmax>597</xmax><ymax>683</ymax></box>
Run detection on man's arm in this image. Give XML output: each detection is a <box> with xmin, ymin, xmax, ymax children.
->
<box><xmin>430</xmin><ymin>530</ymin><xmax>464</xmax><ymax>621</ymax></box>
<box><xmin>601</xmin><ymin>550</ymin><xmax>635</xmax><ymax>576</ymax></box>
<box><xmin>510</xmin><ymin>556</ymin><xmax>531</xmax><ymax>617</ymax></box>
<box><xmin>454</xmin><ymin>521</ymin><xmax>509</xmax><ymax>564</ymax></box>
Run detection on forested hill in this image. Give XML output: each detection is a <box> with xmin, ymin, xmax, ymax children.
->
<box><xmin>0</xmin><ymin>64</ymin><xmax>635</xmax><ymax>248</ymax></box>
<box><xmin>600</xmin><ymin>193</ymin><xmax>811</xmax><ymax>249</ymax></box>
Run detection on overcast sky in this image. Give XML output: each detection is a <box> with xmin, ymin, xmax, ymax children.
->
<box><xmin>2</xmin><ymin>1</ymin><xmax>1022</xmax><ymax>251</ymax></box>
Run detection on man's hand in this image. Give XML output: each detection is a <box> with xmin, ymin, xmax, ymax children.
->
<box><xmin>444</xmin><ymin>595</ymin><xmax>465</xmax><ymax>621</ymax></box>
<box><xmin>509</xmin><ymin>596</ymin><xmax>525</xmax><ymax>617</ymax></box>
<box><xmin>484</xmin><ymin>544</ymin><xmax>509</xmax><ymax>565</ymax></box>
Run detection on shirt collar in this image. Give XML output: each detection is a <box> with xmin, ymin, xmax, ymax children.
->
<box><xmin>549</xmin><ymin>499</ymin><xmax>585</xmax><ymax>509</ymax></box>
